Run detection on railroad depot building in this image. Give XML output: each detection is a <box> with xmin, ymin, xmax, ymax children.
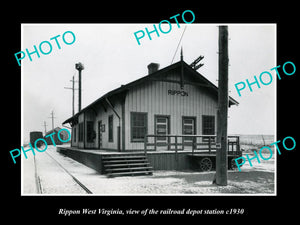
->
<box><xmin>62</xmin><ymin>59</ymin><xmax>238</xmax><ymax>152</ymax></box>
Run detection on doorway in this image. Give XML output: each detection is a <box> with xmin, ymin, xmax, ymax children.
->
<box><xmin>182</xmin><ymin>116</ymin><xmax>196</xmax><ymax>145</ymax></box>
<box><xmin>155</xmin><ymin>115</ymin><xmax>170</xmax><ymax>148</ymax></box>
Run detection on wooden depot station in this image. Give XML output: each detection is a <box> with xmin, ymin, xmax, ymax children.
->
<box><xmin>58</xmin><ymin>57</ymin><xmax>241</xmax><ymax>177</ymax></box>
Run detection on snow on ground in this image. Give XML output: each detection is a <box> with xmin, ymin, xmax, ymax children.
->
<box><xmin>22</xmin><ymin>154</ymin><xmax>37</xmax><ymax>194</ymax></box>
<box><xmin>22</xmin><ymin>145</ymin><xmax>275</xmax><ymax>195</ymax></box>
<box><xmin>22</xmin><ymin>146</ymin><xmax>87</xmax><ymax>195</ymax></box>
<box><xmin>35</xmin><ymin>150</ymin><xmax>87</xmax><ymax>194</ymax></box>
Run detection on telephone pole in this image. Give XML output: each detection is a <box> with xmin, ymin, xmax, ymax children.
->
<box><xmin>49</xmin><ymin>110</ymin><xmax>56</xmax><ymax>131</ymax></box>
<box><xmin>42</xmin><ymin>121</ymin><xmax>47</xmax><ymax>135</ymax></box>
<box><xmin>64</xmin><ymin>76</ymin><xmax>78</xmax><ymax>116</ymax></box>
<box><xmin>215</xmin><ymin>25</ymin><xmax>229</xmax><ymax>186</ymax></box>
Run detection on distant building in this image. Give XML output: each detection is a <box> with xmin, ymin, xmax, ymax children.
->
<box><xmin>44</xmin><ymin>127</ymin><xmax>70</xmax><ymax>145</ymax></box>
<box><xmin>30</xmin><ymin>131</ymin><xmax>43</xmax><ymax>147</ymax></box>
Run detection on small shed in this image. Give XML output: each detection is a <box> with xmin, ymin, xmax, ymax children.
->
<box><xmin>30</xmin><ymin>131</ymin><xmax>43</xmax><ymax>147</ymax></box>
<box><xmin>44</xmin><ymin>127</ymin><xmax>70</xmax><ymax>145</ymax></box>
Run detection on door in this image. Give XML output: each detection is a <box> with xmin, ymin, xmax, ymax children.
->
<box><xmin>182</xmin><ymin>117</ymin><xmax>196</xmax><ymax>145</ymax></box>
<box><xmin>98</xmin><ymin>121</ymin><xmax>102</xmax><ymax>149</ymax></box>
<box><xmin>155</xmin><ymin>115</ymin><xmax>170</xmax><ymax>146</ymax></box>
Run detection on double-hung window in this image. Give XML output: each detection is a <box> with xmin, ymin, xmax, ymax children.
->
<box><xmin>131</xmin><ymin>112</ymin><xmax>147</xmax><ymax>142</ymax></box>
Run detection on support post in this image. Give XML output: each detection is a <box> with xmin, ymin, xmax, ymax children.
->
<box><xmin>208</xmin><ymin>136</ymin><xmax>211</xmax><ymax>154</ymax></box>
<box><xmin>215</xmin><ymin>26</ymin><xmax>229</xmax><ymax>186</ymax></box>
<box><xmin>117</xmin><ymin>126</ymin><xmax>121</xmax><ymax>152</ymax></box>
<box><xmin>192</xmin><ymin>136</ymin><xmax>195</xmax><ymax>155</ymax></box>
<box><xmin>105</xmin><ymin>97</ymin><xmax>121</xmax><ymax>152</ymax></box>
<box><xmin>175</xmin><ymin>136</ymin><xmax>178</xmax><ymax>166</ymax></box>
<box><xmin>72</xmin><ymin>76</ymin><xmax>75</xmax><ymax>116</ymax></box>
<box><xmin>144</xmin><ymin>136</ymin><xmax>147</xmax><ymax>156</ymax></box>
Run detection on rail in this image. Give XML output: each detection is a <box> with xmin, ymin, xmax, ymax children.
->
<box><xmin>144</xmin><ymin>134</ymin><xmax>240</xmax><ymax>156</ymax></box>
<box><xmin>34</xmin><ymin>150</ymin><xmax>93</xmax><ymax>194</ymax></box>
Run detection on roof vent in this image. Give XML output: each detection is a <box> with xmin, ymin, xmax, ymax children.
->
<box><xmin>147</xmin><ymin>63</ymin><xmax>160</xmax><ymax>74</ymax></box>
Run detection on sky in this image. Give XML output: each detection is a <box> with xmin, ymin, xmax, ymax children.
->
<box><xmin>22</xmin><ymin>23</ymin><xmax>276</xmax><ymax>143</ymax></box>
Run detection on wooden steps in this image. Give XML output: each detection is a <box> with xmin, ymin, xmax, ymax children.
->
<box><xmin>102</xmin><ymin>154</ymin><xmax>153</xmax><ymax>178</ymax></box>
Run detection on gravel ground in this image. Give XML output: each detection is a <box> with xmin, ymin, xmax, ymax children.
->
<box><xmin>22</xmin><ymin>145</ymin><xmax>275</xmax><ymax>195</ymax></box>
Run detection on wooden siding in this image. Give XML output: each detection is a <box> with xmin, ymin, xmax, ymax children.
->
<box><xmin>125</xmin><ymin>69</ymin><xmax>218</xmax><ymax>150</ymax></box>
<box><xmin>71</xmin><ymin>125</ymin><xmax>78</xmax><ymax>147</ymax></box>
<box><xmin>78</xmin><ymin>113</ymin><xmax>84</xmax><ymax>149</ymax></box>
<box><xmin>71</xmin><ymin>100</ymin><xmax>123</xmax><ymax>151</ymax></box>
<box><xmin>92</xmin><ymin>98</ymin><xmax>123</xmax><ymax>150</ymax></box>
<box><xmin>58</xmin><ymin>147</ymin><xmax>104</xmax><ymax>173</ymax></box>
<box><xmin>70</xmin><ymin>66</ymin><xmax>218</xmax><ymax>151</ymax></box>
<box><xmin>147</xmin><ymin>152</ymin><xmax>192</xmax><ymax>170</ymax></box>
<box><xmin>84</xmin><ymin>109</ymin><xmax>96</xmax><ymax>149</ymax></box>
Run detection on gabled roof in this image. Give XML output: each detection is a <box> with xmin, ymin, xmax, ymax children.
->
<box><xmin>63</xmin><ymin>60</ymin><xmax>238</xmax><ymax>125</ymax></box>
<box><xmin>45</xmin><ymin>127</ymin><xmax>62</xmax><ymax>135</ymax></box>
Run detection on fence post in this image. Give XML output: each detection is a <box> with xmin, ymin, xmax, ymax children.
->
<box><xmin>237</xmin><ymin>136</ymin><xmax>240</xmax><ymax>154</ymax></box>
<box><xmin>192</xmin><ymin>136</ymin><xmax>195</xmax><ymax>155</ymax></box>
<box><xmin>154</xmin><ymin>136</ymin><xmax>157</xmax><ymax>151</ymax></box>
<box><xmin>208</xmin><ymin>136</ymin><xmax>211</xmax><ymax>154</ymax></box>
<box><xmin>175</xmin><ymin>136</ymin><xmax>178</xmax><ymax>162</ymax></box>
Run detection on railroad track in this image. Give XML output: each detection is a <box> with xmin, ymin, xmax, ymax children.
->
<box><xmin>33</xmin><ymin>151</ymin><xmax>92</xmax><ymax>194</ymax></box>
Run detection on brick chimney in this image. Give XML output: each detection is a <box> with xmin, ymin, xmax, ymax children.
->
<box><xmin>147</xmin><ymin>63</ymin><xmax>160</xmax><ymax>74</ymax></box>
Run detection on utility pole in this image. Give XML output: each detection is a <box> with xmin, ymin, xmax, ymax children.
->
<box><xmin>49</xmin><ymin>110</ymin><xmax>56</xmax><ymax>131</ymax></box>
<box><xmin>42</xmin><ymin>121</ymin><xmax>47</xmax><ymax>135</ymax></box>
<box><xmin>215</xmin><ymin>25</ymin><xmax>229</xmax><ymax>186</ymax></box>
<box><xmin>64</xmin><ymin>76</ymin><xmax>78</xmax><ymax>116</ymax></box>
<box><xmin>75</xmin><ymin>62</ymin><xmax>84</xmax><ymax>112</ymax></box>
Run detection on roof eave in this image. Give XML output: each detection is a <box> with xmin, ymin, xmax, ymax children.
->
<box><xmin>62</xmin><ymin>60</ymin><xmax>239</xmax><ymax>125</ymax></box>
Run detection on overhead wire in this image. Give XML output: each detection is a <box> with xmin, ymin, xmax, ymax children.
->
<box><xmin>170</xmin><ymin>25</ymin><xmax>187</xmax><ymax>64</ymax></box>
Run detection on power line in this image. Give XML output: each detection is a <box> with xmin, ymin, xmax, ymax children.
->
<box><xmin>170</xmin><ymin>26</ymin><xmax>187</xmax><ymax>64</ymax></box>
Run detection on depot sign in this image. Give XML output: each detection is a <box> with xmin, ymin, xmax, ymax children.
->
<box><xmin>168</xmin><ymin>89</ymin><xmax>188</xmax><ymax>96</ymax></box>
